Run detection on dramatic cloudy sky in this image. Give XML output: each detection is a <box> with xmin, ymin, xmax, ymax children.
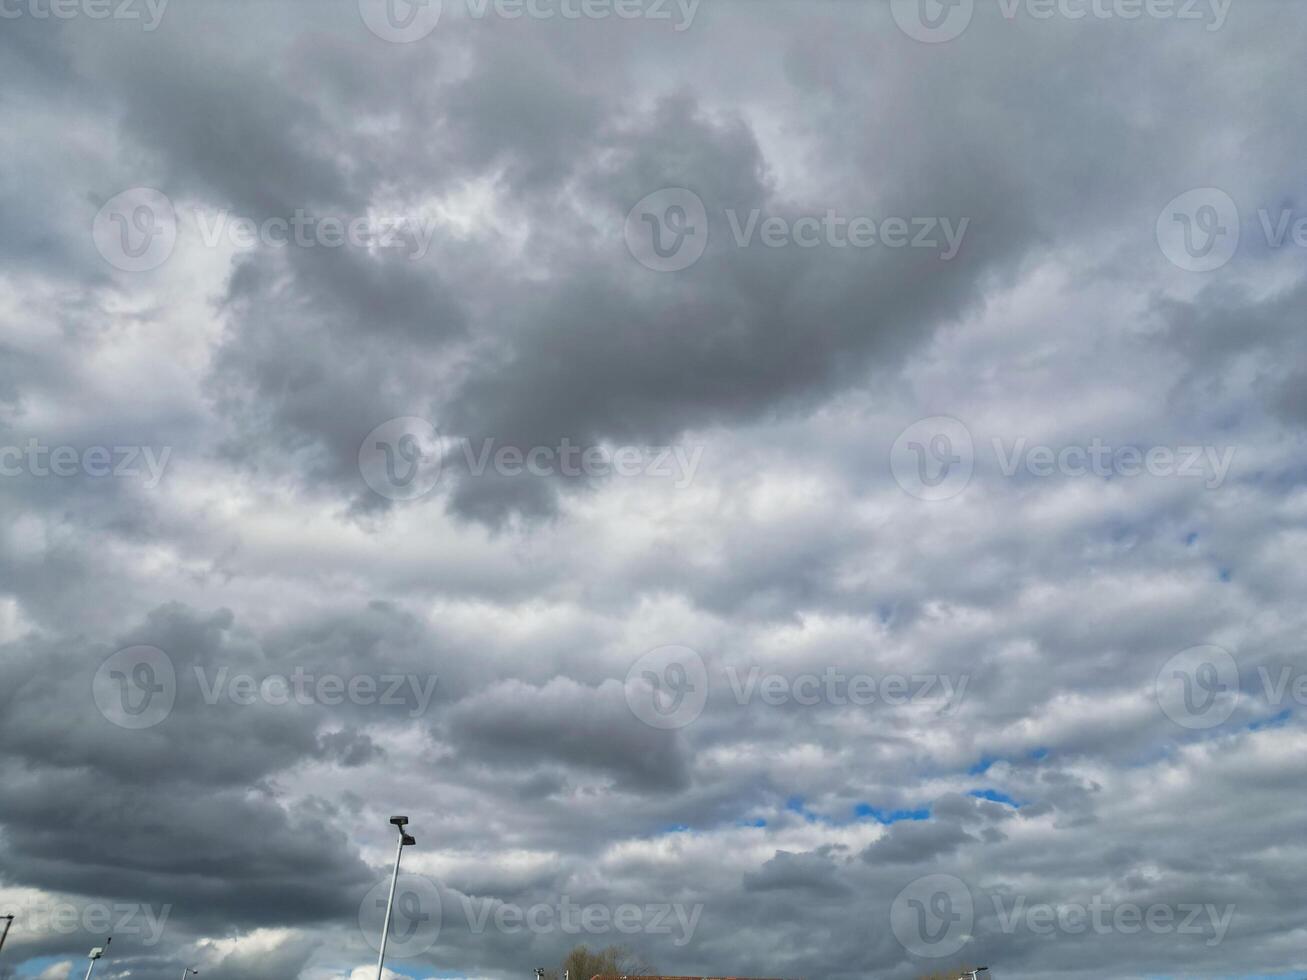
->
<box><xmin>3</xmin><ymin>1</ymin><xmax>1307</xmax><ymax>978</ymax></box>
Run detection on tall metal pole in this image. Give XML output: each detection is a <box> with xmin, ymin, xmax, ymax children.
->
<box><xmin>375</xmin><ymin>831</ymin><xmax>406</xmax><ymax>980</ymax></box>
<box><xmin>83</xmin><ymin>937</ymin><xmax>110</xmax><ymax>980</ymax></box>
<box><xmin>0</xmin><ymin>914</ymin><xmax>13</xmax><ymax>956</ymax></box>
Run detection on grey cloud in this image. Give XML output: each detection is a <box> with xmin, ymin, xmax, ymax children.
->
<box><xmin>4</xmin><ymin>3</ymin><xmax>1307</xmax><ymax>979</ymax></box>
<box><xmin>444</xmin><ymin>677</ymin><xmax>691</xmax><ymax>792</ymax></box>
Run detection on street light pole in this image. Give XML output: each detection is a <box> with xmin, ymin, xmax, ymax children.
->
<box><xmin>375</xmin><ymin>815</ymin><xmax>416</xmax><ymax>980</ymax></box>
<box><xmin>960</xmin><ymin>969</ymin><xmax>989</xmax><ymax>980</ymax></box>
<box><xmin>83</xmin><ymin>938</ymin><xmax>111</xmax><ymax>980</ymax></box>
<box><xmin>0</xmin><ymin>914</ymin><xmax>14</xmax><ymax>956</ymax></box>
<box><xmin>182</xmin><ymin>967</ymin><xmax>200</xmax><ymax>980</ymax></box>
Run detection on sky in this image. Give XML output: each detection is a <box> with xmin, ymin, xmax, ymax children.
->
<box><xmin>1</xmin><ymin>0</ymin><xmax>1307</xmax><ymax>978</ymax></box>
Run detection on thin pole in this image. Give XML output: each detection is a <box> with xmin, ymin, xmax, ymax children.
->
<box><xmin>84</xmin><ymin>938</ymin><xmax>110</xmax><ymax>980</ymax></box>
<box><xmin>375</xmin><ymin>833</ymin><xmax>406</xmax><ymax>980</ymax></box>
<box><xmin>0</xmin><ymin>914</ymin><xmax>13</xmax><ymax>955</ymax></box>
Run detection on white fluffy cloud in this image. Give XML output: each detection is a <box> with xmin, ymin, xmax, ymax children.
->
<box><xmin>2</xmin><ymin>2</ymin><xmax>1306</xmax><ymax>979</ymax></box>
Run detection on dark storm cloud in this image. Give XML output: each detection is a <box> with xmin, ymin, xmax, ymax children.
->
<box><xmin>742</xmin><ymin>847</ymin><xmax>851</xmax><ymax>896</ymax></box>
<box><xmin>444</xmin><ymin>677</ymin><xmax>691</xmax><ymax>792</ymax></box>
<box><xmin>862</xmin><ymin>820</ymin><xmax>978</xmax><ymax>866</ymax></box>
<box><xmin>0</xmin><ymin>598</ymin><xmax>465</xmax><ymax>958</ymax></box>
<box><xmin>4</xmin><ymin>2</ymin><xmax>1307</xmax><ymax>979</ymax></box>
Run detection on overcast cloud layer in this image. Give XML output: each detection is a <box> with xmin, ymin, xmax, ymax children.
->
<box><xmin>2</xmin><ymin>1</ymin><xmax>1307</xmax><ymax>979</ymax></box>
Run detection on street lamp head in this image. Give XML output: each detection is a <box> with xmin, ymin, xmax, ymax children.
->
<box><xmin>88</xmin><ymin>937</ymin><xmax>113</xmax><ymax>959</ymax></box>
<box><xmin>389</xmin><ymin>815</ymin><xmax>409</xmax><ymax>828</ymax></box>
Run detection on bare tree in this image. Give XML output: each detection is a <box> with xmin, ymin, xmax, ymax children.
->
<box><xmin>547</xmin><ymin>943</ymin><xmax>654</xmax><ymax>980</ymax></box>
